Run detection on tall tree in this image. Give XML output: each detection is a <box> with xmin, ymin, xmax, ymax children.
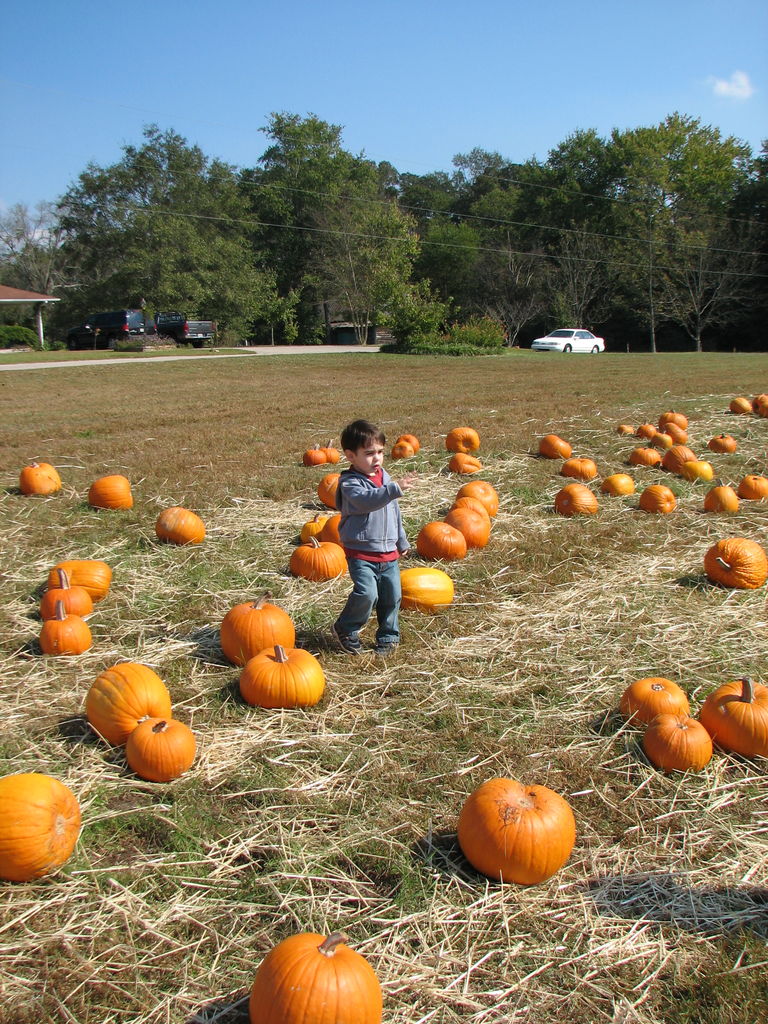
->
<box><xmin>0</xmin><ymin>202</ymin><xmax>70</xmax><ymax>297</ymax></box>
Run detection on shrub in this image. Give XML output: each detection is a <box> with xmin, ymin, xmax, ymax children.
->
<box><xmin>0</xmin><ymin>325</ymin><xmax>40</xmax><ymax>349</ymax></box>
<box><xmin>382</xmin><ymin>316</ymin><xmax>506</xmax><ymax>357</ymax></box>
<box><xmin>386</xmin><ymin>283</ymin><xmax>451</xmax><ymax>345</ymax></box>
<box><xmin>446</xmin><ymin>317</ymin><xmax>506</xmax><ymax>350</ymax></box>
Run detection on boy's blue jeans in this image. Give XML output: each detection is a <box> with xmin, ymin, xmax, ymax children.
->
<box><xmin>335</xmin><ymin>557</ymin><xmax>401</xmax><ymax>647</ymax></box>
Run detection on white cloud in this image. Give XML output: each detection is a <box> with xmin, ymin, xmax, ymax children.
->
<box><xmin>709</xmin><ymin>70</ymin><xmax>755</xmax><ymax>100</ymax></box>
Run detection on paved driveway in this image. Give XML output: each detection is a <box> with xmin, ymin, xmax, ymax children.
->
<box><xmin>0</xmin><ymin>345</ymin><xmax>381</xmax><ymax>371</ymax></box>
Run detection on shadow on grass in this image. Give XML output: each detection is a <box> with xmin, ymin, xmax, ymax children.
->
<box><xmin>187</xmin><ymin>625</ymin><xmax>231</xmax><ymax>666</ymax></box>
<box><xmin>57</xmin><ymin>714</ymin><xmax>100</xmax><ymax>746</ymax></box>
<box><xmin>411</xmin><ymin>829</ymin><xmax>476</xmax><ymax>882</ymax></box>
<box><xmin>185</xmin><ymin>993</ymin><xmax>249</xmax><ymax>1023</ymax></box>
<box><xmin>588</xmin><ymin>709</ymin><xmax>625</xmax><ymax>735</ymax></box>
<box><xmin>676</xmin><ymin>573</ymin><xmax>716</xmax><ymax>591</ymax></box>
<box><xmin>585</xmin><ymin>873</ymin><xmax>768</xmax><ymax>937</ymax></box>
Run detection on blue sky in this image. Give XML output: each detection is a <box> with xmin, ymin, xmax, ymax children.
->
<box><xmin>2</xmin><ymin>0</ymin><xmax>766</xmax><ymax>210</ymax></box>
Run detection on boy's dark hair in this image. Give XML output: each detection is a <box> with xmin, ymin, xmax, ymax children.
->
<box><xmin>340</xmin><ymin>419</ymin><xmax>386</xmax><ymax>453</ymax></box>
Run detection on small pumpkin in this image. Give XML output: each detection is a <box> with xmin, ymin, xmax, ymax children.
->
<box><xmin>300</xmin><ymin>513</ymin><xmax>329</xmax><ymax>542</ymax></box>
<box><xmin>680</xmin><ymin>460</ymin><xmax>714</xmax><ymax>483</ymax></box>
<box><xmin>416</xmin><ymin>521</ymin><xmax>468</xmax><ymax>561</ymax></box>
<box><xmin>560</xmin><ymin>457</ymin><xmax>598</xmax><ymax>481</ymax></box>
<box><xmin>319</xmin><ymin>512</ymin><xmax>341</xmax><ymax>546</ymax></box>
<box><xmin>322</xmin><ymin>443</ymin><xmax>341</xmax><ymax>464</ymax></box>
<box><xmin>88</xmin><ymin>474</ymin><xmax>133</xmax><ymax>510</ymax></box>
<box><xmin>643</xmin><ymin>714</ymin><xmax>713</xmax><ymax>772</ymax></box>
<box><xmin>628</xmin><ymin>446</ymin><xmax>662</xmax><ymax>468</ymax></box>
<box><xmin>39</xmin><ymin>601</ymin><xmax>92</xmax><ymax>656</ymax></box>
<box><xmin>663</xmin><ymin>422</ymin><xmax>689</xmax><ymax>444</ymax></box>
<box><xmin>554</xmin><ymin>483</ymin><xmax>598</xmax><ymax>516</ymax></box>
<box><xmin>638</xmin><ymin>484</ymin><xmax>676</xmax><ymax>514</ymax></box>
<box><xmin>708</xmin><ymin>434</ymin><xmax>737</xmax><ymax>455</ymax></box>
<box><xmin>220</xmin><ymin>594</ymin><xmax>296</xmax><ymax>666</ymax></box>
<box><xmin>125</xmin><ymin>718</ymin><xmax>196</xmax><ymax>782</ymax></box>
<box><xmin>658</xmin><ymin>410</ymin><xmax>688</xmax><ymax>431</ymax></box>
<box><xmin>249</xmin><ymin>931</ymin><xmax>382</xmax><ymax>1024</ymax></box>
<box><xmin>302</xmin><ymin>445</ymin><xmax>328</xmax><ymax>467</ymax></box>
<box><xmin>704</xmin><ymin>537</ymin><xmax>768</xmax><ymax>590</ymax></box>
<box><xmin>620</xmin><ymin>677</ymin><xmax>690</xmax><ymax>724</ymax></box>
<box><xmin>538</xmin><ymin>434</ymin><xmax>572</xmax><ymax>459</ymax></box>
<box><xmin>400</xmin><ymin>567</ymin><xmax>454</xmax><ymax>612</ymax></box>
<box><xmin>445</xmin><ymin>426</ymin><xmax>480</xmax><ymax>453</ymax></box>
<box><xmin>155</xmin><ymin>506</ymin><xmax>206</xmax><ymax>545</ymax></box>
<box><xmin>753</xmin><ymin>394</ymin><xmax>768</xmax><ymax>414</ymax></box>
<box><xmin>47</xmin><ymin>560</ymin><xmax>112</xmax><ymax>602</ymax></box>
<box><xmin>600</xmin><ymin>473</ymin><xmax>635</xmax><ymax>497</ymax></box>
<box><xmin>616</xmin><ymin>423</ymin><xmax>635</xmax><ymax>436</ymax></box>
<box><xmin>86</xmin><ymin>662</ymin><xmax>173</xmax><ymax>745</ymax></box>
<box><xmin>736</xmin><ymin>474</ymin><xmax>768</xmax><ymax>500</ymax></box>
<box><xmin>450</xmin><ymin>495</ymin><xmax>492</xmax><ymax>519</ymax></box>
<box><xmin>635</xmin><ymin>423</ymin><xmax>657</xmax><ymax>440</ymax></box>
<box><xmin>0</xmin><ymin>773</ymin><xmax>81</xmax><ymax>882</ymax></box>
<box><xmin>443</xmin><ymin>506</ymin><xmax>491</xmax><ymax>548</ymax></box>
<box><xmin>456</xmin><ymin>481</ymin><xmax>499</xmax><ymax>517</ymax></box>
<box><xmin>729</xmin><ymin>397</ymin><xmax>753</xmax><ymax>415</ymax></box>
<box><xmin>661</xmin><ymin>444</ymin><xmax>697</xmax><ymax>475</ymax></box>
<box><xmin>19</xmin><ymin>461</ymin><xmax>62</xmax><ymax>496</ymax></box>
<box><xmin>699</xmin><ymin>677</ymin><xmax>768</xmax><ymax>758</ymax></box>
<box><xmin>391</xmin><ymin>440</ymin><xmax>415</xmax><ymax>459</ymax></box>
<box><xmin>448</xmin><ymin>452</ymin><xmax>482</xmax><ymax>474</ymax></box>
<box><xmin>290</xmin><ymin>536</ymin><xmax>347</xmax><ymax>581</ymax></box>
<box><xmin>703</xmin><ymin>485</ymin><xmax>740</xmax><ymax>514</ymax></box>
<box><xmin>396</xmin><ymin>433</ymin><xmax>420</xmax><ymax>453</ymax></box>
<box><xmin>40</xmin><ymin>568</ymin><xmax>93</xmax><ymax>620</ymax></box>
<box><xmin>651</xmin><ymin>431</ymin><xmax>674</xmax><ymax>450</ymax></box>
<box><xmin>457</xmin><ymin>776</ymin><xmax>576</xmax><ymax>885</ymax></box>
<box><xmin>317</xmin><ymin>473</ymin><xmax>340</xmax><ymax>509</ymax></box>
<box><xmin>239</xmin><ymin>645</ymin><xmax>326</xmax><ymax>708</ymax></box>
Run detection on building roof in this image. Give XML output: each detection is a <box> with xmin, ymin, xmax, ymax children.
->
<box><xmin>0</xmin><ymin>285</ymin><xmax>60</xmax><ymax>303</ymax></box>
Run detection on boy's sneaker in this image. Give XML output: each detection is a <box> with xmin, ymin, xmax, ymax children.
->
<box><xmin>374</xmin><ymin>643</ymin><xmax>399</xmax><ymax>658</ymax></box>
<box><xmin>332</xmin><ymin>623</ymin><xmax>361</xmax><ymax>656</ymax></box>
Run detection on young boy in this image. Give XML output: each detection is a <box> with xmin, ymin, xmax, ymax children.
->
<box><xmin>332</xmin><ymin>419</ymin><xmax>416</xmax><ymax>656</ymax></box>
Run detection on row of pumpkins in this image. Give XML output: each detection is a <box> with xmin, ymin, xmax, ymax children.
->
<box><xmin>303</xmin><ymin>427</ymin><xmax>487</xmax><ymax>477</ymax></box>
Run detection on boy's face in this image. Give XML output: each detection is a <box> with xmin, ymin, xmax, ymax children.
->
<box><xmin>345</xmin><ymin>441</ymin><xmax>384</xmax><ymax>476</ymax></box>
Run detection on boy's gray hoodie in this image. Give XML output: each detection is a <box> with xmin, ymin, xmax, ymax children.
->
<box><xmin>335</xmin><ymin>467</ymin><xmax>409</xmax><ymax>554</ymax></box>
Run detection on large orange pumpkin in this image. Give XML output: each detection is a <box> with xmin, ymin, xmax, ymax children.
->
<box><xmin>729</xmin><ymin>397</ymin><xmax>753</xmax><ymax>415</ymax></box>
<box><xmin>619</xmin><ymin>677</ymin><xmax>690</xmax><ymax>724</ymax></box>
<box><xmin>457</xmin><ymin>776</ymin><xmax>576</xmax><ymax>885</ymax></box>
<box><xmin>628</xmin><ymin>446</ymin><xmax>662</xmax><ymax>468</ymax></box>
<box><xmin>661</xmin><ymin>445</ymin><xmax>697</xmax><ymax>475</ymax></box>
<box><xmin>635</xmin><ymin>423</ymin><xmax>657</xmax><ymax>440</ymax></box>
<box><xmin>448</xmin><ymin>452</ymin><xmax>483</xmax><ymax>474</ymax></box>
<box><xmin>47</xmin><ymin>560</ymin><xmax>112</xmax><ymax>602</ymax></box>
<box><xmin>703</xmin><ymin>538</ymin><xmax>768</xmax><ymax>590</ymax></box>
<box><xmin>19</xmin><ymin>461</ymin><xmax>62</xmax><ymax>496</ymax></box>
<box><xmin>658</xmin><ymin>410</ymin><xmax>688</xmax><ymax>431</ymax></box>
<box><xmin>396</xmin><ymin>433</ymin><xmax>420</xmax><ymax>453</ymax></box>
<box><xmin>391</xmin><ymin>440</ymin><xmax>415</xmax><ymax>460</ymax></box>
<box><xmin>443</xmin><ymin>506</ymin><xmax>491</xmax><ymax>548</ymax></box>
<box><xmin>600</xmin><ymin>473</ymin><xmax>635</xmax><ymax>496</ymax></box>
<box><xmin>561</xmin><ymin>457</ymin><xmax>598</xmax><ymax>481</ymax></box>
<box><xmin>456</xmin><ymin>481</ymin><xmax>499</xmax><ymax>517</ymax></box>
<box><xmin>289</xmin><ymin>537</ymin><xmax>347</xmax><ymax>581</ymax></box>
<box><xmin>302</xmin><ymin>445</ymin><xmax>328</xmax><ymax>467</ymax></box>
<box><xmin>708</xmin><ymin>434</ymin><xmax>737</xmax><ymax>455</ymax></box>
<box><xmin>663</xmin><ymin>422</ymin><xmax>689</xmax><ymax>444</ymax></box>
<box><xmin>699</xmin><ymin>677</ymin><xmax>768</xmax><ymax>758</ymax></box>
<box><xmin>445</xmin><ymin>426</ymin><xmax>480</xmax><ymax>453</ymax></box>
<box><xmin>155</xmin><ymin>506</ymin><xmax>206</xmax><ymax>545</ymax></box>
<box><xmin>39</xmin><ymin>601</ymin><xmax>92</xmax><ymax>656</ymax></box>
<box><xmin>400</xmin><ymin>567</ymin><xmax>454</xmax><ymax>612</ymax></box>
<box><xmin>554</xmin><ymin>483</ymin><xmax>598</xmax><ymax>516</ymax></box>
<box><xmin>538</xmin><ymin>434</ymin><xmax>572</xmax><ymax>459</ymax></box>
<box><xmin>86</xmin><ymin>662</ymin><xmax>173</xmax><ymax>745</ymax></box>
<box><xmin>642</xmin><ymin>714</ymin><xmax>713</xmax><ymax>773</ymax></box>
<box><xmin>416</xmin><ymin>521</ymin><xmax>468</xmax><ymax>561</ymax></box>
<box><xmin>249</xmin><ymin>931</ymin><xmax>382</xmax><ymax>1024</ymax></box>
<box><xmin>703</xmin><ymin>486</ymin><xmax>740</xmax><ymax>514</ymax></box>
<box><xmin>0</xmin><ymin>773</ymin><xmax>81</xmax><ymax>882</ymax></box>
<box><xmin>318</xmin><ymin>512</ymin><xmax>342</xmax><ymax>546</ymax></box>
<box><xmin>125</xmin><ymin>718</ymin><xmax>196</xmax><ymax>782</ymax></box>
<box><xmin>40</xmin><ymin>569</ymin><xmax>93</xmax><ymax>620</ymax></box>
<box><xmin>736</xmin><ymin>475</ymin><xmax>768</xmax><ymax>500</ymax></box>
<box><xmin>220</xmin><ymin>595</ymin><xmax>296</xmax><ymax>666</ymax></box>
<box><xmin>450</xmin><ymin>495</ymin><xmax>492</xmax><ymax>520</ymax></box>
<box><xmin>317</xmin><ymin>473</ymin><xmax>340</xmax><ymax>509</ymax></box>
<box><xmin>239</xmin><ymin>645</ymin><xmax>326</xmax><ymax>708</ymax></box>
<box><xmin>88</xmin><ymin>474</ymin><xmax>133</xmax><ymax>509</ymax></box>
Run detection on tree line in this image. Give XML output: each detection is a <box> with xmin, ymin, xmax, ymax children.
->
<box><xmin>1</xmin><ymin>112</ymin><xmax>766</xmax><ymax>351</ymax></box>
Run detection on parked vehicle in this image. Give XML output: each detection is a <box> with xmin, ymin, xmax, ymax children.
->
<box><xmin>155</xmin><ymin>311</ymin><xmax>216</xmax><ymax>347</ymax></box>
<box><xmin>531</xmin><ymin>329</ymin><xmax>605</xmax><ymax>353</ymax></box>
<box><xmin>66</xmin><ymin>310</ymin><xmax>156</xmax><ymax>350</ymax></box>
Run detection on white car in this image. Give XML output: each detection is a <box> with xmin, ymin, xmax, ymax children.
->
<box><xmin>531</xmin><ymin>329</ymin><xmax>605</xmax><ymax>353</ymax></box>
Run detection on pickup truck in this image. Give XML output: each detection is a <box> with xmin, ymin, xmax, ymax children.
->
<box><xmin>155</xmin><ymin>311</ymin><xmax>216</xmax><ymax>347</ymax></box>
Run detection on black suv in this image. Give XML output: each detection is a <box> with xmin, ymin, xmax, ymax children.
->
<box><xmin>65</xmin><ymin>310</ymin><xmax>156</xmax><ymax>349</ymax></box>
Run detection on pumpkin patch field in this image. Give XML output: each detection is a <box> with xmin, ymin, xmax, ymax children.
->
<box><xmin>1</xmin><ymin>351</ymin><xmax>767</xmax><ymax>1023</ymax></box>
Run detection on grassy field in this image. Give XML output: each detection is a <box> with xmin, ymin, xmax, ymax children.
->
<box><xmin>1</xmin><ymin>350</ymin><xmax>766</xmax><ymax>1024</ymax></box>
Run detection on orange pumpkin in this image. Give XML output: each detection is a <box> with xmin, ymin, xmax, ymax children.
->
<box><xmin>300</xmin><ymin>514</ymin><xmax>329</xmax><ymax>543</ymax></box>
<box><xmin>445</xmin><ymin>426</ymin><xmax>480</xmax><ymax>453</ymax></box>
<box><xmin>620</xmin><ymin>677</ymin><xmax>690</xmax><ymax>724</ymax></box>
<box><xmin>86</xmin><ymin>662</ymin><xmax>173</xmax><ymax>745</ymax></box>
<box><xmin>628</xmin><ymin>446</ymin><xmax>662</xmax><ymax>468</ymax></box>
<box><xmin>416</xmin><ymin>521</ymin><xmax>468</xmax><ymax>561</ymax></box>
<box><xmin>39</xmin><ymin>601</ymin><xmax>92</xmax><ymax>656</ymax></box>
<box><xmin>450</xmin><ymin>495</ymin><xmax>492</xmax><ymax>519</ymax></box>
<box><xmin>239</xmin><ymin>645</ymin><xmax>326</xmax><ymax>708</ymax></box>
<box><xmin>661</xmin><ymin>444</ymin><xmax>697</xmax><ymax>475</ymax></box>
<box><xmin>88</xmin><ymin>474</ymin><xmax>133</xmax><ymax>509</ymax></box>
<box><xmin>643</xmin><ymin>714</ymin><xmax>713</xmax><ymax>772</ymax></box>
<box><xmin>249</xmin><ymin>931</ymin><xmax>382</xmax><ymax>1024</ymax></box>
<box><xmin>322</xmin><ymin>444</ymin><xmax>340</xmax><ymax>464</ymax></box>
<box><xmin>155</xmin><ymin>506</ymin><xmax>206</xmax><ymax>545</ymax></box>
<box><xmin>638</xmin><ymin>484</ymin><xmax>677</xmax><ymax>514</ymax></box>
<box><xmin>318</xmin><ymin>512</ymin><xmax>341</xmax><ymax>546</ymax></box>
<box><xmin>125</xmin><ymin>718</ymin><xmax>196</xmax><ymax>782</ymax></box>
<box><xmin>554</xmin><ymin>483</ymin><xmax>598</xmax><ymax>516</ymax></box>
<box><xmin>40</xmin><ymin>569</ymin><xmax>93</xmax><ymax>620</ymax></box>
<box><xmin>635</xmin><ymin>423</ymin><xmax>657</xmax><ymax>440</ymax></box>
<box><xmin>317</xmin><ymin>473</ymin><xmax>340</xmax><ymax>509</ymax></box>
<box><xmin>396</xmin><ymin>433</ymin><xmax>420</xmax><ymax>453</ymax></box>
<box><xmin>658</xmin><ymin>410</ymin><xmax>688</xmax><ymax>431</ymax></box>
<box><xmin>0</xmin><ymin>773</ymin><xmax>81</xmax><ymax>882</ymax></box>
<box><xmin>19</xmin><ymin>461</ymin><xmax>62</xmax><ymax>496</ymax></box>
<box><xmin>443</xmin><ymin>506</ymin><xmax>491</xmax><ymax>548</ymax></box>
<box><xmin>680</xmin><ymin>460</ymin><xmax>714</xmax><ymax>483</ymax></box>
<box><xmin>736</xmin><ymin>474</ymin><xmax>768</xmax><ymax>500</ymax></box>
<box><xmin>391</xmin><ymin>440</ymin><xmax>415</xmax><ymax>459</ymax></box>
<box><xmin>704</xmin><ymin>537</ymin><xmax>768</xmax><ymax>590</ymax></box>
<box><xmin>651</xmin><ymin>431</ymin><xmax>674</xmax><ymax>450</ymax></box>
<box><xmin>220</xmin><ymin>595</ymin><xmax>296</xmax><ymax>666</ymax></box>
<box><xmin>600</xmin><ymin>473</ymin><xmax>635</xmax><ymax>496</ymax></box>
<box><xmin>457</xmin><ymin>776</ymin><xmax>576</xmax><ymax>885</ymax></box>
<box><xmin>538</xmin><ymin>434</ymin><xmax>572</xmax><ymax>459</ymax></box>
<box><xmin>729</xmin><ymin>397</ymin><xmax>753</xmax><ymax>414</ymax></box>
<box><xmin>708</xmin><ymin>434</ymin><xmax>737</xmax><ymax>454</ymax></box>
<box><xmin>703</xmin><ymin>486</ymin><xmax>740</xmax><ymax>514</ymax></box>
<box><xmin>302</xmin><ymin>445</ymin><xmax>327</xmax><ymax>467</ymax></box>
<box><xmin>289</xmin><ymin>537</ymin><xmax>347</xmax><ymax>581</ymax></box>
<box><xmin>456</xmin><ymin>481</ymin><xmax>499</xmax><ymax>517</ymax></box>
<box><xmin>616</xmin><ymin>423</ymin><xmax>635</xmax><ymax>435</ymax></box>
<box><xmin>699</xmin><ymin>677</ymin><xmax>768</xmax><ymax>758</ymax></box>
<box><xmin>560</xmin><ymin>457</ymin><xmax>598</xmax><ymax>481</ymax></box>
<box><xmin>663</xmin><ymin>422</ymin><xmax>689</xmax><ymax>444</ymax></box>
<box><xmin>448</xmin><ymin>452</ymin><xmax>483</xmax><ymax>474</ymax></box>
<box><xmin>47</xmin><ymin>560</ymin><xmax>112</xmax><ymax>602</ymax></box>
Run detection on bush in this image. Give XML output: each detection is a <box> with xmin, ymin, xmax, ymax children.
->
<box><xmin>446</xmin><ymin>317</ymin><xmax>506</xmax><ymax>350</ymax></box>
<box><xmin>386</xmin><ymin>283</ymin><xmax>451</xmax><ymax>345</ymax></box>
<box><xmin>0</xmin><ymin>325</ymin><xmax>40</xmax><ymax>349</ymax></box>
<box><xmin>382</xmin><ymin>316</ymin><xmax>506</xmax><ymax>357</ymax></box>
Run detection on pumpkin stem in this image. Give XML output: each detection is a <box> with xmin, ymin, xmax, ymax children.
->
<box><xmin>318</xmin><ymin>932</ymin><xmax>349</xmax><ymax>957</ymax></box>
<box><xmin>254</xmin><ymin>592</ymin><xmax>273</xmax><ymax>609</ymax></box>
<box><xmin>152</xmin><ymin>720</ymin><xmax>170</xmax><ymax>734</ymax></box>
<box><xmin>273</xmin><ymin>645</ymin><xmax>289</xmax><ymax>663</ymax></box>
<box><xmin>715</xmin><ymin>556</ymin><xmax>732</xmax><ymax>571</ymax></box>
<box><xmin>56</xmin><ymin>568</ymin><xmax>71</xmax><ymax>590</ymax></box>
<box><xmin>54</xmin><ymin>599</ymin><xmax>67</xmax><ymax>621</ymax></box>
<box><xmin>738</xmin><ymin>677</ymin><xmax>755</xmax><ymax>703</ymax></box>
<box><xmin>309</xmin><ymin>536</ymin><xmax>320</xmax><ymax>548</ymax></box>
